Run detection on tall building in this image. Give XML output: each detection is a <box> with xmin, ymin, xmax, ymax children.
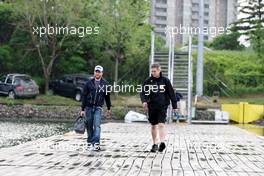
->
<box><xmin>150</xmin><ymin>0</ymin><xmax>238</xmax><ymax>45</ymax></box>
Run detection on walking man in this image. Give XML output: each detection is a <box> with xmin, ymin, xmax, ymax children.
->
<box><xmin>80</xmin><ymin>65</ymin><xmax>111</xmax><ymax>151</ymax></box>
<box><xmin>140</xmin><ymin>63</ymin><xmax>177</xmax><ymax>152</ymax></box>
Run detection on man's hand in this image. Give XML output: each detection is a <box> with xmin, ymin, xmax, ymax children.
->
<box><xmin>142</xmin><ymin>102</ymin><xmax>148</xmax><ymax>110</ymax></box>
<box><xmin>105</xmin><ymin>109</ymin><xmax>111</xmax><ymax>118</ymax></box>
<box><xmin>80</xmin><ymin>111</ymin><xmax>85</xmax><ymax>117</ymax></box>
<box><xmin>172</xmin><ymin>109</ymin><xmax>179</xmax><ymax>113</ymax></box>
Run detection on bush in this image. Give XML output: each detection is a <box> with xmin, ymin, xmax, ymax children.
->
<box><xmin>111</xmin><ymin>106</ymin><xmax>127</xmax><ymax>120</ymax></box>
<box><xmin>193</xmin><ymin>50</ymin><xmax>264</xmax><ymax>96</ymax></box>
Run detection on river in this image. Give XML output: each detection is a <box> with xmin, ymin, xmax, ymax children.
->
<box><xmin>0</xmin><ymin>118</ymin><xmax>73</xmax><ymax>149</ymax></box>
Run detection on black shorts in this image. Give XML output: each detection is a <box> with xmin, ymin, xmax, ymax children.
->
<box><xmin>148</xmin><ymin>107</ymin><xmax>167</xmax><ymax>125</ymax></box>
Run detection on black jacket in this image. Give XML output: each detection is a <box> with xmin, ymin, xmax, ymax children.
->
<box><xmin>140</xmin><ymin>72</ymin><xmax>177</xmax><ymax>109</ymax></box>
<box><xmin>81</xmin><ymin>77</ymin><xmax>111</xmax><ymax>111</ymax></box>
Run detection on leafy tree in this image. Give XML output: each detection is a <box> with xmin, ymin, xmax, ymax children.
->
<box><xmin>0</xmin><ymin>2</ymin><xmax>16</xmax><ymax>44</ymax></box>
<box><xmin>95</xmin><ymin>0</ymin><xmax>151</xmax><ymax>83</ymax></box>
<box><xmin>209</xmin><ymin>31</ymin><xmax>245</xmax><ymax>50</ymax></box>
<box><xmin>233</xmin><ymin>0</ymin><xmax>264</xmax><ymax>64</ymax></box>
<box><xmin>0</xmin><ymin>45</ymin><xmax>12</xmax><ymax>72</ymax></box>
<box><xmin>14</xmin><ymin>0</ymin><xmax>87</xmax><ymax>93</ymax></box>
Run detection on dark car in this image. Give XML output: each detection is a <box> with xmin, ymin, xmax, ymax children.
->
<box><xmin>49</xmin><ymin>74</ymin><xmax>92</xmax><ymax>101</ymax></box>
<box><xmin>0</xmin><ymin>74</ymin><xmax>39</xmax><ymax>99</ymax></box>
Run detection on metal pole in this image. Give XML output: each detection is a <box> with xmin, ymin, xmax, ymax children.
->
<box><xmin>168</xmin><ymin>31</ymin><xmax>172</xmax><ymax>81</ymax></box>
<box><xmin>167</xmin><ymin>30</ymin><xmax>172</xmax><ymax>123</ymax></box>
<box><xmin>196</xmin><ymin>0</ymin><xmax>204</xmax><ymax>96</ymax></box>
<box><xmin>187</xmin><ymin>35</ymin><xmax>193</xmax><ymax>125</ymax></box>
<box><xmin>150</xmin><ymin>31</ymin><xmax>155</xmax><ymax>76</ymax></box>
<box><xmin>171</xmin><ymin>34</ymin><xmax>175</xmax><ymax>86</ymax></box>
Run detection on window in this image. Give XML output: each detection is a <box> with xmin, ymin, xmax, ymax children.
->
<box><xmin>156</xmin><ymin>16</ymin><xmax>167</xmax><ymax>20</ymax></box>
<box><xmin>156</xmin><ymin>0</ymin><xmax>167</xmax><ymax>4</ymax></box>
<box><xmin>0</xmin><ymin>75</ymin><xmax>6</xmax><ymax>83</ymax></box>
<box><xmin>14</xmin><ymin>79</ymin><xmax>21</xmax><ymax>85</ymax></box>
<box><xmin>6</xmin><ymin>76</ymin><xmax>13</xmax><ymax>84</ymax></box>
<box><xmin>65</xmin><ymin>77</ymin><xmax>73</xmax><ymax>84</ymax></box>
<box><xmin>76</xmin><ymin>77</ymin><xmax>88</xmax><ymax>84</ymax></box>
<box><xmin>156</xmin><ymin>8</ymin><xmax>167</xmax><ymax>13</ymax></box>
<box><xmin>156</xmin><ymin>24</ymin><xmax>166</xmax><ymax>28</ymax></box>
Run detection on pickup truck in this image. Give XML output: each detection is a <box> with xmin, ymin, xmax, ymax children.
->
<box><xmin>49</xmin><ymin>74</ymin><xmax>92</xmax><ymax>101</ymax></box>
<box><xmin>0</xmin><ymin>74</ymin><xmax>39</xmax><ymax>99</ymax></box>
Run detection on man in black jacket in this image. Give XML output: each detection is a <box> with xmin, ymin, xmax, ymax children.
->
<box><xmin>80</xmin><ymin>65</ymin><xmax>111</xmax><ymax>151</ymax></box>
<box><xmin>140</xmin><ymin>63</ymin><xmax>177</xmax><ymax>152</ymax></box>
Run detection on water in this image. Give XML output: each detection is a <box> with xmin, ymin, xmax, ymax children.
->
<box><xmin>0</xmin><ymin>118</ymin><xmax>74</xmax><ymax>149</ymax></box>
<box><xmin>233</xmin><ymin>124</ymin><xmax>264</xmax><ymax>136</ymax></box>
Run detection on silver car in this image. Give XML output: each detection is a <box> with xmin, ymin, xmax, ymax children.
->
<box><xmin>0</xmin><ymin>74</ymin><xmax>39</xmax><ymax>99</ymax></box>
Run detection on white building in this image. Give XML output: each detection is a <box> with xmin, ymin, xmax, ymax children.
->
<box><xmin>150</xmin><ymin>0</ymin><xmax>238</xmax><ymax>45</ymax></box>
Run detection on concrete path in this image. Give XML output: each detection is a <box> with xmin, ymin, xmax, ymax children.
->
<box><xmin>0</xmin><ymin>123</ymin><xmax>264</xmax><ymax>176</ymax></box>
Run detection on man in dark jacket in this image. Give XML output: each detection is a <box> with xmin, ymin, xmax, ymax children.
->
<box><xmin>140</xmin><ymin>63</ymin><xmax>177</xmax><ymax>152</ymax></box>
<box><xmin>80</xmin><ymin>65</ymin><xmax>111</xmax><ymax>151</ymax></box>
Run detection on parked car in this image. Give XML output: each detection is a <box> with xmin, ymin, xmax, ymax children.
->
<box><xmin>0</xmin><ymin>74</ymin><xmax>39</xmax><ymax>99</ymax></box>
<box><xmin>49</xmin><ymin>74</ymin><xmax>92</xmax><ymax>101</ymax></box>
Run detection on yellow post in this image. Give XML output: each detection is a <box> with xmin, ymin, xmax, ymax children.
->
<box><xmin>238</xmin><ymin>102</ymin><xmax>244</xmax><ymax>124</ymax></box>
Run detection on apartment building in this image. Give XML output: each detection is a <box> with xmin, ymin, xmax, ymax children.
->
<box><xmin>150</xmin><ymin>0</ymin><xmax>238</xmax><ymax>45</ymax></box>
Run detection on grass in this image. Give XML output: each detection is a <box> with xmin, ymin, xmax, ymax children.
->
<box><xmin>111</xmin><ymin>95</ymin><xmax>142</xmax><ymax>107</ymax></box>
<box><xmin>0</xmin><ymin>93</ymin><xmax>263</xmax><ymax>107</ymax></box>
<box><xmin>220</xmin><ymin>93</ymin><xmax>264</xmax><ymax>105</ymax></box>
<box><xmin>0</xmin><ymin>95</ymin><xmax>80</xmax><ymax>106</ymax></box>
<box><xmin>0</xmin><ymin>94</ymin><xmax>143</xmax><ymax>107</ymax></box>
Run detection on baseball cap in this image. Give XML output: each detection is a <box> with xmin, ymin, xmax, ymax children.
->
<box><xmin>94</xmin><ymin>65</ymin><xmax>103</xmax><ymax>72</ymax></box>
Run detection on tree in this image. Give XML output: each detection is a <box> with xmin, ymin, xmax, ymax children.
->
<box><xmin>209</xmin><ymin>31</ymin><xmax>245</xmax><ymax>50</ymax></box>
<box><xmin>96</xmin><ymin>0</ymin><xmax>151</xmax><ymax>84</ymax></box>
<box><xmin>14</xmin><ymin>0</ymin><xmax>86</xmax><ymax>93</ymax></box>
<box><xmin>0</xmin><ymin>45</ymin><xmax>12</xmax><ymax>72</ymax></box>
<box><xmin>233</xmin><ymin>0</ymin><xmax>264</xmax><ymax>62</ymax></box>
<box><xmin>0</xmin><ymin>2</ymin><xmax>16</xmax><ymax>44</ymax></box>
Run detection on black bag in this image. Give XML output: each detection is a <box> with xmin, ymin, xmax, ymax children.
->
<box><xmin>175</xmin><ymin>92</ymin><xmax>183</xmax><ymax>102</ymax></box>
<box><xmin>74</xmin><ymin>116</ymin><xmax>85</xmax><ymax>134</ymax></box>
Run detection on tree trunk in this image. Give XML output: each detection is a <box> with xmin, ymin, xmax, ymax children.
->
<box><xmin>114</xmin><ymin>57</ymin><xmax>119</xmax><ymax>83</ymax></box>
<box><xmin>44</xmin><ymin>72</ymin><xmax>50</xmax><ymax>95</ymax></box>
<box><xmin>114</xmin><ymin>57</ymin><xmax>119</xmax><ymax>95</ymax></box>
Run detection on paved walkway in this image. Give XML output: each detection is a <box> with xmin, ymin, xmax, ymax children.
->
<box><xmin>0</xmin><ymin>123</ymin><xmax>264</xmax><ymax>176</ymax></box>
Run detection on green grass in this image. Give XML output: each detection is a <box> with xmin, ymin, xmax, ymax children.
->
<box><xmin>0</xmin><ymin>94</ymin><xmax>143</xmax><ymax>107</ymax></box>
<box><xmin>0</xmin><ymin>95</ymin><xmax>80</xmax><ymax>106</ymax></box>
<box><xmin>1</xmin><ymin>93</ymin><xmax>262</xmax><ymax>107</ymax></box>
<box><xmin>220</xmin><ymin>93</ymin><xmax>264</xmax><ymax>105</ymax></box>
<box><xmin>111</xmin><ymin>95</ymin><xmax>142</xmax><ymax>107</ymax></box>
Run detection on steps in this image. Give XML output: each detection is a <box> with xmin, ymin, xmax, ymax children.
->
<box><xmin>153</xmin><ymin>52</ymin><xmax>189</xmax><ymax>100</ymax></box>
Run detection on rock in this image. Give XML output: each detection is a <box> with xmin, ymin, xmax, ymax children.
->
<box><xmin>194</xmin><ymin>110</ymin><xmax>215</xmax><ymax>121</ymax></box>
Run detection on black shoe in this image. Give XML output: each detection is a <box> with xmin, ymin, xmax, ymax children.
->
<box><xmin>158</xmin><ymin>142</ymin><xmax>166</xmax><ymax>152</ymax></box>
<box><xmin>150</xmin><ymin>144</ymin><xmax>158</xmax><ymax>152</ymax></box>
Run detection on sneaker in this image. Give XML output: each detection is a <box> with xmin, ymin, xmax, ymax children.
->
<box><xmin>87</xmin><ymin>143</ymin><xmax>93</xmax><ymax>151</ymax></box>
<box><xmin>150</xmin><ymin>144</ymin><xmax>158</xmax><ymax>152</ymax></box>
<box><xmin>93</xmin><ymin>143</ymin><xmax>101</xmax><ymax>151</ymax></box>
<box><xmin>158</xmin><ymin>142</ymin><xmax>166</xmax><ymax>152</ymax></box>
